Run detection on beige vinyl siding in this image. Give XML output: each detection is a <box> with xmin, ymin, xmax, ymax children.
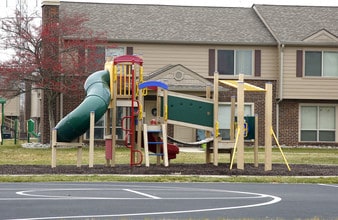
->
<box><xmin>174</xmin><ymin>124</ymin><xmax>196</xmax><ymax>142</ymax></box>
<box><xmin>283</xmin><ymin>47</ymin><xmax>338</xmax><ymax>100</ymax></box>
<box><xmin>4</xmin><ymin>96</ymin><xmax>20</xmax><ymax>116</ymax></box>
<box><xmin>261</xmin><ymin>46</ymin><xmax>278</xmax><ymax>79</ymax></box>
<box><xmin>133</xmin><ymin>43</ymin><xmax>209</xmax><ymax>77</ymax></box>
<box><xmin>130</xmin><ymin>43</ymin><xmax>278</xmax><ymax>79</ymax></box>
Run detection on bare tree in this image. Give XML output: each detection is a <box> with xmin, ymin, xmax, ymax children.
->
<box><xmin>0</xmin><ymin>8</ymin><xmax>106</xmax><ymax>142</ymax></box>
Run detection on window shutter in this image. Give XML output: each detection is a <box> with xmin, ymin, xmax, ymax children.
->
<box><xmin>127</xmin><ymin>47</ymin><xmax>133</xmax><ymax>55</ymax></box>
<box><xmin>209</xmin><ymin>49</ymin><xmax>215</xmax><ymax>76</ymax></box>
<box><xmin>254</xmin><ymin>50</ymin><xmax>261</xmax><ymax>77</ymax></box>
<box><xmin>296</xmin><ymin>50</ymin><xmax>303</xmax><ymax>77</ymax></box>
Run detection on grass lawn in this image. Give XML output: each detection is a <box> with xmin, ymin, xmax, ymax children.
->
<box><xmin>0</xmin><ymin>139</ymin><xmax>337</xmax><ymax>183</ymax></box>
<box><xmin>1</xmin><ymin>140</ymin><xmax>337</xmax><ymax>166</ymax></box>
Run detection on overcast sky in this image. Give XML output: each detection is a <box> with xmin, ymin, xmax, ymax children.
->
<box><xmin>2</xmin><ymin>0</ymin><xmax>338</xmax><ymax>10</ymax></box>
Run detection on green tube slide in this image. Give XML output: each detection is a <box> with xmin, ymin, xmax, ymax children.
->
<box><xmin>55</xmin><ymin>70</ymin><xmax>111</xmax><ymax>142</ymax></box>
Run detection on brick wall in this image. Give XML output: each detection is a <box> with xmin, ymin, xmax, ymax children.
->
<box><xmin>278</xmin><ymin>100</ymin><xmax>299</xmax><ymax>146</ymax></box>
<box><xmin>61</xmin><ymin>77</ymin><xmax>86</xmax><ymax>118</ymax></box>
<box><xmin>40</xmin><ymin>3</ymin><xmax>60</xmax><ymax>143</ymax></box>
<box><xmin>279</xmin><ymin>99</ymin><xmax>338</xmax><ymax>147</ymax></box>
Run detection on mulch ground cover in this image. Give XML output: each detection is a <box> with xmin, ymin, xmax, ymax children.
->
<box><xmin>1</xmin><ymin>163</ymin><xmax>337</xmax><ymax>176</ymax></box>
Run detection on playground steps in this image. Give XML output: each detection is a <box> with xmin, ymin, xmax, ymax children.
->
<box><xmin>206</xmin><ymin>140</ymin><xmax>235</xmax><ymax>162</ymax></box>
<box><xmin>143</xmin><ymin>124</ymin><xmax>169</xmax><ymax>167</ymax></box>
<box><xmin>51</xmin><ymin>129</ymin><xmax>84</xmax><ymax>168</ymax></box>
<box><xmin>3</xmin><ymin>117</ymin><xmax>19</xmax><ymax>138</ymax></box>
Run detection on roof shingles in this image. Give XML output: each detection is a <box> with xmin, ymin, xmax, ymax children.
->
<box><xmin>60</xmin><ymin>2</ymin><xmax>276</xmax><ymax>45</ymax></box>
<box><xmin>254</xmin><ymin>5</ymin><xmax>338</xmax><ymax>43</ymax></box>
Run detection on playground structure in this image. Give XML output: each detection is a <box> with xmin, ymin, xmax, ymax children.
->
<box><xmin>0</xmin><ymin>97</ymin><xmax>20</xmax><ymax>145</ymax></box>
<box><xmin>52</xmin><ymin>55</ymin><xmax>146</xmax><ymax>167</ymax></box>
<box><xmin>52</xmin><ymin>55</ymin><xmax>289</xmax><ymax>171</ymax></box>
<box><xmin>104</xmin><ymin>55</ymin><xmax>145</xmax><ymax>167</ymax></box>
<box><xmin>218</xmin><ymin>75</ymin><xmax>290</xmax><ymax>171</ymax></box>
<box><xmin>27</xmin><ymin>119</ymin><xmax>40</xmax><ymax>142</ymax></box>
<box><xmin>139</xmin><ymin>81</ymin><xmax>169</xmax><ymax>167</ymax></box>
<box><xmin>218</xmin><ymin>75</ymin><xmax>270</xmax><ymax>170</ymax></box>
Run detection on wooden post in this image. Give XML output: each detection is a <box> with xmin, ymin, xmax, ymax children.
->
<box><xmin>77</xmin><ymin>146</ymin><xmax>82</xmax><ymax>168</ymax></box>
<box><xmin>205</xmin><ymin>86</ymin><xmax>211</xmax><ymax>163</ymax></box>
<box><xmin>76</xmin><ymin>135</ymin><xmax>83</xmax><ymax>168</ymax></box>
<box><xmin>51</xmin><ymin>129</ymin><xmax>57</xmax><ymax>168</ymax></box>
<box><xmin>237</xmin><ymin>74</ymin><xmax>245</xmax><ymax>170</ymax></box>
<box><xmin>51</xmin><ymin>128</ymin><xmax>84</xmax><ymax>168</ymax></box>
<box><xmin>254</xmin><ymin>114</ymin><xmax>259</xmax><ymax>167</ymax></box>
<box><xmin>162</xmin><ymin>124</ymin><xmax>169</xmax><ymax>167</ymax></box>
<box><xmin>156</xmin><ymin>89</ymin><xmax>161</xmax><ymax>166</ymax></box>
<box><xmin>89</xmin><ymin>111</ymin><xmax>95</xmax><ymax>168</ymax></box>
<box><xmin>161</xmin><ymin>88</ymin><xmax>169</xmax><ymax>167</ymax></box>
<box><xmin>105</xmin><ymin>109</ymin><xmax>111</xmax><ymax>166</ymax></box>
<box><xmin>230</xmin><ymin>96</ymin><xmax>236</xmax><ymax>141</ymax></box>
<box><xmin>265</xmin><ymin>83</ymin><xmax>273</xmax><ymax>171</ymax></box>
<box><xmin>111</xmin><ymin>65</ymin><xmax>118</xmax><ymax>167</ymax></box>
<box><xmin>163</xmin><ymin>89</ymin><xmax>168</xmax><ymax>123</ymax></box>
<box><xmin>213</xmin><ymin>72</ymin><xmax>219</xmax><ymax>166</ymax></box>
<box><xmin>143</xmin><ymin>124</ymin><xmax>150</xmax><ymax>167</ymax></box>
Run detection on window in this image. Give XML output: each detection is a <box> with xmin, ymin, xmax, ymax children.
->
<box><xmin>86</xmin><ymin>47</ymin><xmax>127</xmax><ymax>140</ymax></box>
<box><xmin>105</xmin><ymin>47</ymin><xmax>125</xmax><ymax>61</ymax></box>
<box><xmin>304</xmin><ymin>51</ymin><xmax>338</xmax><ymax>77</ymax></box>
<box><xmin>86</xmin><ymin>116</ymin><xmax>105</xmax><ymax>140</ymax></box>
<box><xmin>85</xmin><ymin>106</ymin><xmax>130</xmax><ymax>140</ymax></box>
<box><xmin>300</xmin><ymin>106</ymin><xmax>335</xmax><ymax>142</ymax></box>
<box><xmin>218</xmin><ymin>103</ymin><xmax>253</xmax><ymax>140</ymax></box>
<box><xmin>217</xmin><ymin>50</ymin><xmax>253</xmax><ymax>75</ymax></box>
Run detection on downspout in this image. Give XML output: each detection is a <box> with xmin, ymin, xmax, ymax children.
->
<box><xmin>253</xmin><ymin>5</ymin><xmax>284</xmax><ymax>139</ymax></box>
<box><xmin>277</xmin><ymin>44</ymin><xmax>285</xmax><ymax>140</ymax></box>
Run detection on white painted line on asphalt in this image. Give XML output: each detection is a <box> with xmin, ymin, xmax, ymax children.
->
<box><xmin>5</xmin><ymin>194</ymin><xmax>281</xmax><ymax>220</ymax></box>
<box><xmin>123</xmin><ymin>188</ymin><xmax>161</xmax><ymax>199</ymax></box>
<box><xmin>2</xmin><ymin>185</ymin><xmax>282</xmax><ymax>220</ymax></box>
<box><xmin>318</xmin><ymin>184</ymin><xmax>338</xmax><ymax>188</ymax></box>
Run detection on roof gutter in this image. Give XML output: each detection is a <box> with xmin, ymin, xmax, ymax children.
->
<box><xmin>253</xmin><ymin>4</ymin><xmax>283</xmax><ymax>100</ymax></box>
<box><xmin>107</xmin><ymin>39</ymin><xmax>278</xmax><ymax>46</ymax></box>
<box><xmin>62</xmin><ymin>36</ymin><xmax>277</xmax><ymax>46</ymax></box>
<box><xmin>253</xmin><ymin>4</ymin><xmax>284</xmax><ymax>140</ymax></box>
<box><xmin>274</xmin><ymin>41</ymin><xmax>338</xmax><ymax>47</ymax></box>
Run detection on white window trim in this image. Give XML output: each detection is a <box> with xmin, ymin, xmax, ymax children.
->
<box><xmin>218</xmin><ymin>102</ymin><xmax>255</xmax><ymax>128</ymax></box>
<box><xmin>299</xmin><ymin>103</ymin><xmax>337</xmax><ymax>142</ymax></box>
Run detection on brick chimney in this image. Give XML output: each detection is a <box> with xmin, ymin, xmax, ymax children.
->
<box><xmin>42</xmin><ymin>0</ymin><xmax>60</xmax><ymax>27</ymax></box>
<box><xmin>40</xmin><ymin>0</ymin><xmax>60</xmax><ymax>144</ymax></box>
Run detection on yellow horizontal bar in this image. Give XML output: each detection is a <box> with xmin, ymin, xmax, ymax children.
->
<box><xmin>219</xmin><ymin>80</ymin><xmax>266</xmax><ymax>92</ymax></box>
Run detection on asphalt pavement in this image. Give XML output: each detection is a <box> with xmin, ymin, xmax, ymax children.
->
<box><xmin>0</xmin><ymin>182</ymin><xmax>337</xmax><ymax>219</ymax></box>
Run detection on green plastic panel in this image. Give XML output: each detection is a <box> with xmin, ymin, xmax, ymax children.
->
<box><xmin>27</xmin><ymin>119</ymin><xmax>35</xmax><ymax>133</ymax></box>
<box><xmin>235</xmin><ymin>116</ymin><xmax>255</xmax><ymax>140</ymax></box>
<box><xmin>167</xmin><ymin>95</ymin><xmax>213</xmax><ymax>128</ymax></box>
